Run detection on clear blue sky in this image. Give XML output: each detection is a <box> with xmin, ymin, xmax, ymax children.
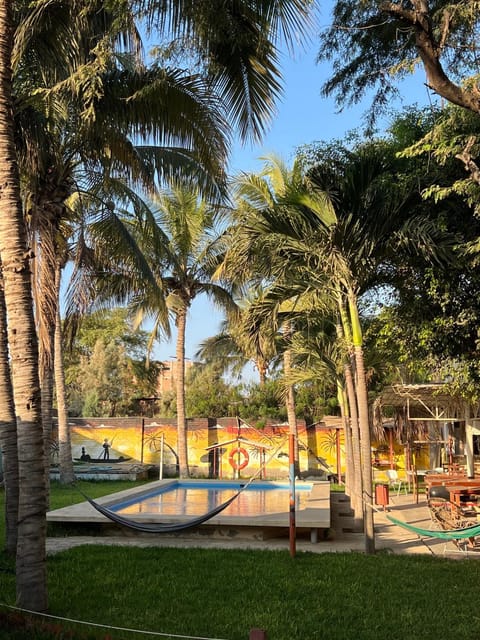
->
<box><xmin>154</xmin><ymin>37</ymin><xmax>438</xmax><ymax>378</ymax></box>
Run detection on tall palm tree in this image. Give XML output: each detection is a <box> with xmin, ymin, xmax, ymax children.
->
<box><xmin>54</xmin><ymin>257</ymin><xmax>75</xmax><ymax>484</ymax></box>
<box><xmin>334</xmin><ymin>308</ymin><xmax>363</xmax><ymax>523</ymax></box>
<box><xmin>15</xmin><ymin>0</ymin><xmax>315</xmax><ymax>470</ymax></box>
<box><xmin>0</xmin><ymin>272</ymin><xmax>19</xmax><ymax>555</ymax></box>
<box><xmin>0</xmin><ymin>0</ymin><xmax>46</xmax><ymax>611</ymax></box>
<box><xmin>222</xmin><ymin>155</ymin><xmax>336</xmax><ymax>469</ymax></box>
<box><xmin>308</xmin><ymin>144</ymin><xmax>460</xmax><ymax>552</ymax></box>
<box><xmin>118</xmin><ymin>184</ymin><xmax>239</xmax><ymax>477</ymax></box>
<box><xmin>13</xmin><ymin>0</ymin><xmax>231</xmax><ymax>489</ymax></box>
<box><xmin>225</xmin><ymin>147</ymin><xmax>458</xmax><ymax>552</ymax></box>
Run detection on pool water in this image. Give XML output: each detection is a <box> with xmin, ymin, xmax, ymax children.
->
<box><xmin>110</xmin><ymin>481</ymin><xmax>312</xmax><ymax>517</ymax></box>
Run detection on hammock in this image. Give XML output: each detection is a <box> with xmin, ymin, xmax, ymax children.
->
<box><xmin>80</xmin><ymin>487</ymin><xmax>244</xmax><ymax>534</ymax></box>
<box><xmin>387</xmin><ymin>514</ymin><xmax>480</xmax><ymax>541</ymax></box>
<box><xmin>77</xmin><ymin>436</ymin><xmax>289</xmax><ymax>534</ymax></box>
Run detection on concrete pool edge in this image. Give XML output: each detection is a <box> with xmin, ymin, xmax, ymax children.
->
<box><xmin>47</xmin><ymin>479</ymin><xmax>331</xmax><ymax>541</ymax></box>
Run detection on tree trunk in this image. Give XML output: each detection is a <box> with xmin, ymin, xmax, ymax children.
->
<box><xmin>256</xmin><ymin>358</ymin><xmax>268</xmax><ymax>386</ymax></box>
<box><xmin>336</xmin><ymin>312</ymin><xmax>362</xmax><ymax>525</ymax></box>
<box><xmin>175</xmin><ymin>306</ymin><xmax>189</xmax><ymax>478</ymax></box>
<box><xmin>283</xmin><ymin>344</ymin><xmax>299</xmax><ymax>475</ymax></box>
<box><xmin>36</xmin><ymin>221</ymin><xmax>59</xmax><ymax>501</ymax></box>
<box><xmin>0</xmin><ymin>0</ymin><xmax>47</xmax><ymax>610</ymax></box>
<box><xmin>349</xmin><ymin>292</ymin><xmax>375</xmax><ymax>554</ymax></box>
<box><xmin>0</xmin><ymin>270</ymin><xmax>18</xmax><ymax>555</ymax></box>
<box><xmin>337</xmin><ymin>380</ymin><xmax>351</xmax><ymax>491</ymax></box>
<box><xmin>40</xmin><ymin>365</ymin><xmax>53</xmax><ymax>501</ymax></box>
<box><xmin>54</xmin><ymin>264</ymin><xmax>74</xmax><ymax>484</ymax></box>
<box><xmin>343</xmin><ymin>361</ymin><xmax>364</xmax><ymax>528</ymax></box>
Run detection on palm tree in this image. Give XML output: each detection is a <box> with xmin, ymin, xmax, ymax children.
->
<box><xmin>223</xmin><ymin>153</ymin><xmax>376</xmax><ymax>540</ymax></box>
<box><xmin>334</xmin><ymin>309</ymin><xmax>363</xmax><ymax>523</ymax></box>
<box><xmin>0</xmin><ymin>273</ymin><xmax>19</xmax><ymax>555</ymax></box>
<box><xmin>224</xmin><ymin>146</ymin><xmax>459</xmax><ymax>552</ymax></box>
<box><xmin>140</xmin><ymin>0</ymin><xmax>315</xmax><ymax>143</ymax></box>
<box><xmin>13</xmin><ymin>0</ymin><xmax>232</xmax><ymax>490</ymax></box>
<box><xmin>0</xmin><ymin>0</ymin><xmax>46</xmax><ymax>610</ymax></box>
<box><xmin>54</xmin><ymin>257</ymin><xmax>75</xmax><ymax>484</ymax></box>
<box><xmin>116</xmin><ymin>183</ymin><xmax>239</xmax><ymax>477</ymax></box>
<box><xmin>307</xmin><ymin>144</ymin><xmax>460</xmax><ymax>552</ymax></box>
<box><xmin>222</xmin><ymin>155</ymin><xmax>336</xmax><ymax>470</ymax></box>
<box><xmin>15</xmin><ymin>0</ymin><xmax>315</xmax><ymax>470</ymax></box>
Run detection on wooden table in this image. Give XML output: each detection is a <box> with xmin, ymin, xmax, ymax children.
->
<box><xmin>448</xmin><ymin>485</ymin><xmax>480</xmax><ymax>506</ymax></box>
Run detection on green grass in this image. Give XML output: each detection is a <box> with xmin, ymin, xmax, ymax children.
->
<box><xmin>1</xmin><ymin>481</ymin><xmax>480</xmax><ymax>640</ymax></box>
<box><xmin>48</xmin><ymin>479</ymin><xmax>151</xmax><ymax>511</ymax></box>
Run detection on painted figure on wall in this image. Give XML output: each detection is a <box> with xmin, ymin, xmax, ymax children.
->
<box><xmin>102</xmin><ymin>439</ymin><xmax>110</xmax><ymax>460</ymax></box>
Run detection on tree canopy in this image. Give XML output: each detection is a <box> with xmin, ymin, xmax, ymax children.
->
<box><xmin>317</xmin><ymin>0</ymin><xmax>480</xmax><ymax>125</ymax></box>
<box><xmin>64</xmin><ymin>308</ymin><xmax>160</xmax><ymax>416</ymax></box>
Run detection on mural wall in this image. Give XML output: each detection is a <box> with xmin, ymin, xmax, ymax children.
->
<box><xmin>52</xmin><ymin>415</ymin><xmax>427</xmax><ymax>481</ymax></box>
<box><xmin>52</xmin><ymin>417</ymin><xmax>345</xmax><ymax>480</ymax></box>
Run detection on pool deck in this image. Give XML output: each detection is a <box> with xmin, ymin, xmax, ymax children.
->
<box><xmin>47</xmin><ymin>494</ymin><xmax>480</xmax><ymax>560</ymax></box>
<box><xmin>46</xmin><ymin>491</ymin><xmax>480</xmax><ymax>558</ymax></box>
<box><xmin>47</xmin><ymin>479</ymin><xmax>330</xmax><ymax>541</ymax></box>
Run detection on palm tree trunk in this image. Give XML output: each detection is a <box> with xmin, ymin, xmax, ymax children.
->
<box><xmin>0</xmin><ymin>0</ymin><xmax>47</xmax><ymax>610</ymax></box>
<box><xmin>175</xmin><ymin>306</ymin><xmax>189</xmax><ymax>478</ymax></box>
<box><xmin>282</xmin><ymin>321</ymin><xmax>300</xmax><ymax>473</ymax></box>
<box><xmin>256</xmin><ymin>359</ymin><xmax>268</xmax><ymax>386</ymax></box>
<box><xmin>54</xmin><ymin>264</ymin><xmax>74</xmax><ymax>484</ymax></box>
<box><xmin>343</xmin><ymin>361</ymin><xmax>364</xmax><ymax>528</ymax></box>
<box><xmin>0</xmin><ymin>270</ymin><xmax>18</xmax><ymax>555</ymax></box>
<box><xmin>337</xmin><ymin>380</ymin><xmax>351</xmax><ymax>491</ymax></box>
<box><xmin>348</xmin><ymin>292</ymin><xmax>375</xmax><ymax>554</ymax></box>
<box><xmin>37</xmin><ymin>223</ymin><xmax>59</xmax><ymax>500</ymax></box>
<box><xmin>283</xmin><ymin>345</ymin><xmax>300</xmax><ymax>475</ymax></box>
<box><xmin>40</xmin><ymin>366</ymin><xmax>53</xmax><ymax>494</ymax></box>
<box><xmin>336</xmin><ymin>312</ymin><xmax>362</xmax><ymax>525</ymax></box>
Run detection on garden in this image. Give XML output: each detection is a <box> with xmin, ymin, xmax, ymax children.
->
<box><xmin>1</xmin><ymin>480</ymin><xmax>480</xmax><ymax>640</ymax></box>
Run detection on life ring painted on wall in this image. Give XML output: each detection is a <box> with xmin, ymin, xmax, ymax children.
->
<box><xmin>228</xmin><ymin>446</ymin><xmax>249</xmax><ymax>471</ymax></box>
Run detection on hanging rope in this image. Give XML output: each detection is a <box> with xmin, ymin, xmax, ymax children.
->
<box><xmin>1</xmin><ymin>604</ymin><xmax>228</xmax><ymax>640</ymax></box>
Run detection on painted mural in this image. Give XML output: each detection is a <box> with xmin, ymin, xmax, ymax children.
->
<box><xmin>52</xmin><ymin>415</ymin><xmax>427</xmax><ymax>481</ymax></box>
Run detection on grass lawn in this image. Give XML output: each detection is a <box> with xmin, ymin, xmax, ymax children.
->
<box><xmin>1</xmin><ymin>480</ymin><xmax>479</xmax><ymax>640</ymax></box>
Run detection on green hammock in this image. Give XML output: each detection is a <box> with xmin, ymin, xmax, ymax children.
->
<box><xmin>387</xmin><ymin>515</ymin><xmax>480</xmax><ymax>540</ymax></box>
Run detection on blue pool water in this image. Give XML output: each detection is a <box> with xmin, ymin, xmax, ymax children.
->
<box><xmin>110</xmin><ymin>481</ymin><xmax>312</xmax><ymax>517</ymax></box>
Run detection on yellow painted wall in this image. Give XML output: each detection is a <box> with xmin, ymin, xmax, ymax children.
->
<box><xmin>63</xmin><ymin>419</ymin><xmax>345</xmax><ymax>479</ymax></box>
<box><xmin>58</xmin><ymin>418</ymin><xmax>429</xmax><ymax>481</ymax></box>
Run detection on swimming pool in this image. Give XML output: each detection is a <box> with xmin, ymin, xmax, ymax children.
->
<box><xmin>109</xmin><ymin>481</ymin><xmax>312</xmax><ymax>518</ymax></box>
<box><xmin>47</xmin><ymin>479</ymin><xmax>331</xmax><ymax>541</ymax></box>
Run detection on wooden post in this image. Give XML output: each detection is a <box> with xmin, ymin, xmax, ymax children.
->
<box><xmin>249</xmin><ymin>629</ymin><xmax>267</xmax><ymax>640</ymax></box>
<box><xmin>140</xmin><ymin>418</ymin><xmax>145</xmax><ymax>463</ymax></box>
<box><xmin>389</xmin><ymin>427</ymin><xmax>394</xmax><ymax>469</ymax></box>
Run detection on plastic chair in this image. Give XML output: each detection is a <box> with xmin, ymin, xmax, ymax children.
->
<box><xmin>386</xmin><ymin>469</ymin><xmax>407</xmax><ymax>496</ymax></box>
